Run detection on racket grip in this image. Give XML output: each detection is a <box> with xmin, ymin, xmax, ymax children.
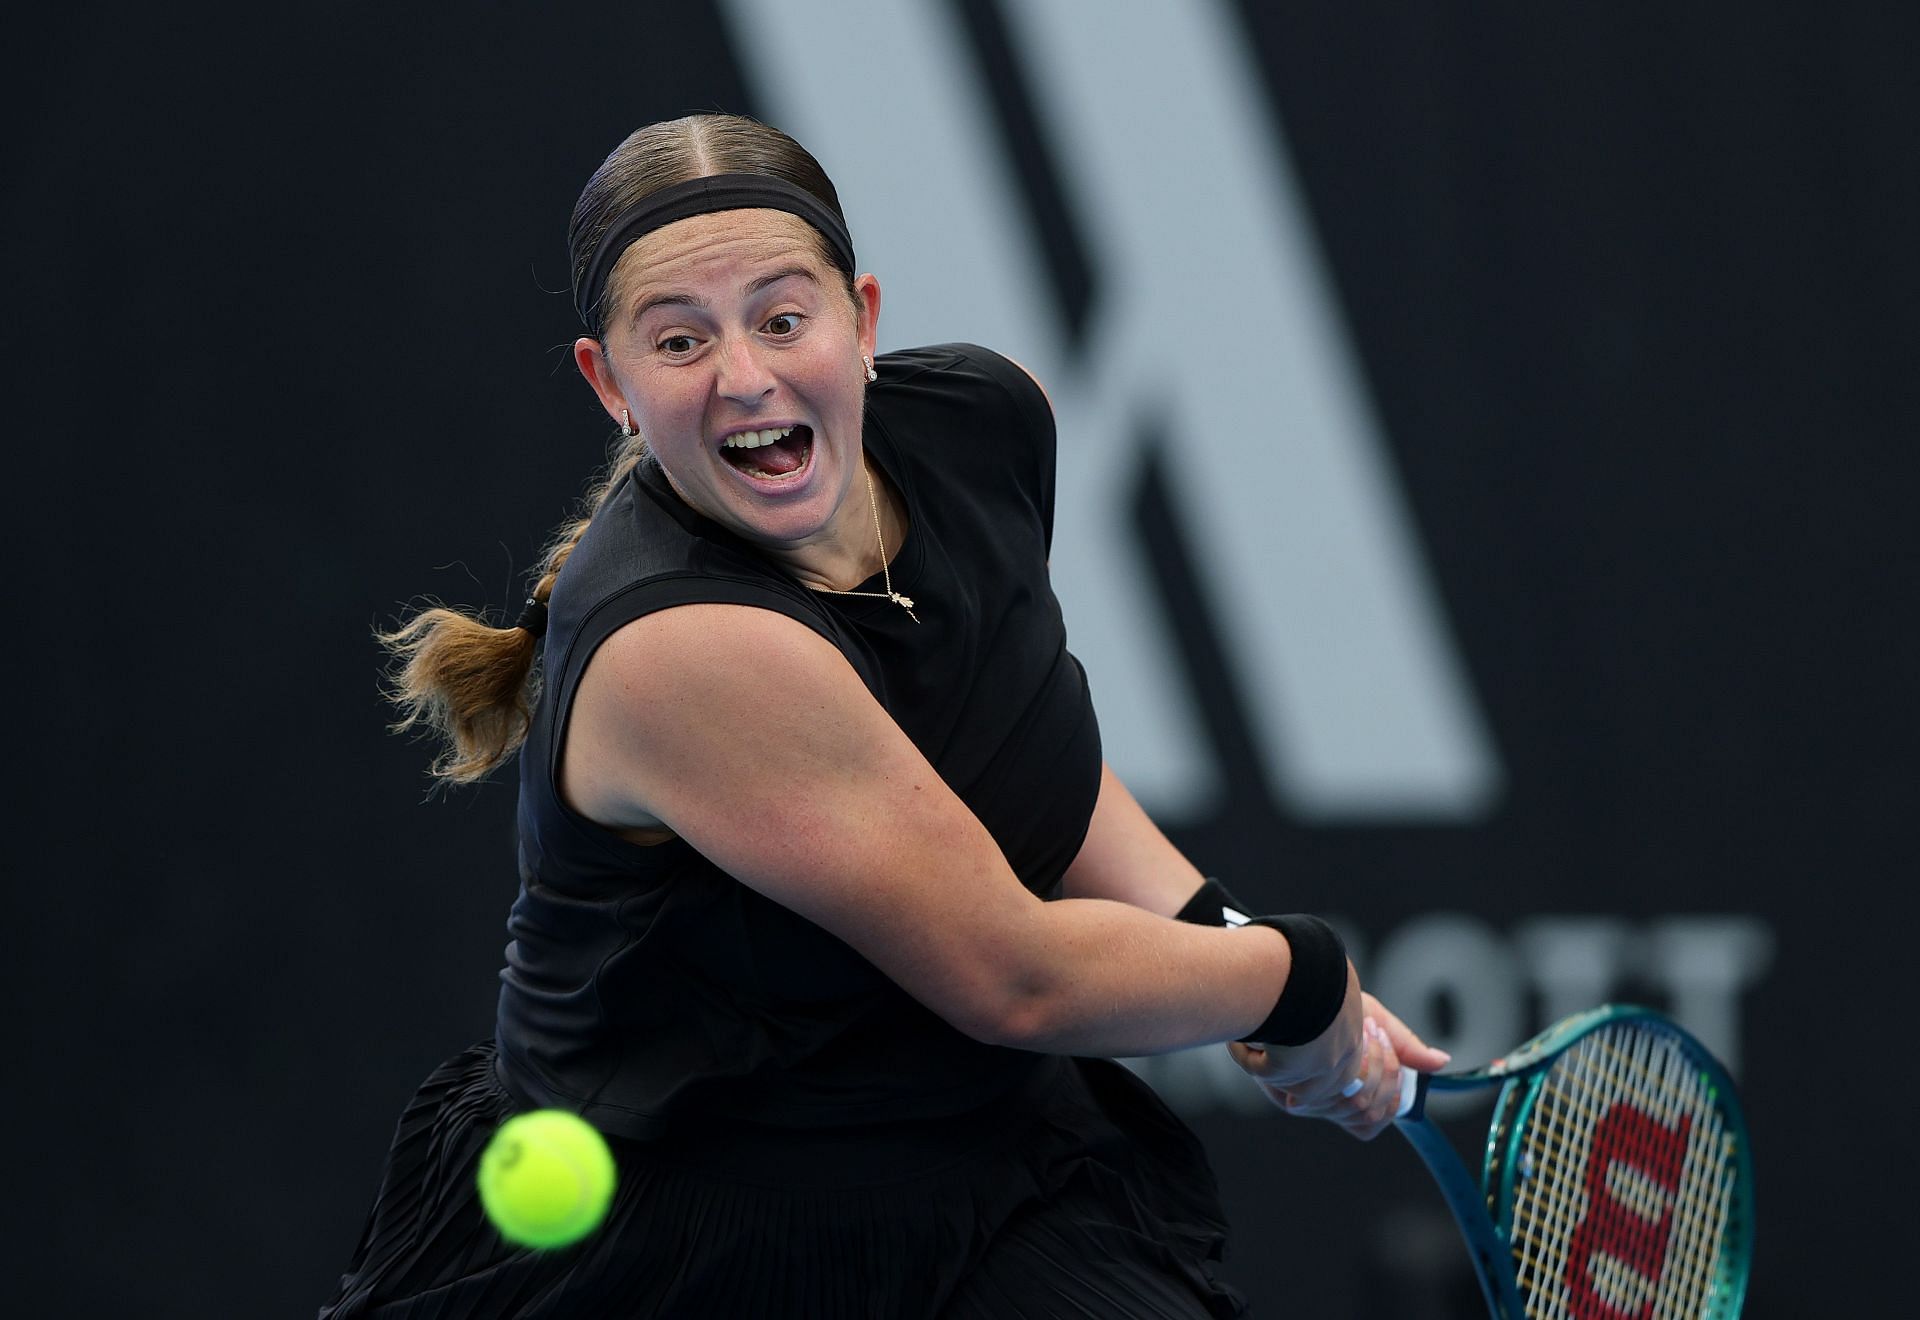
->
<box><xmin>1395</xmin><ymin>1064</ymin><xmax>1422</xmax><ymax>1118</ymax></box>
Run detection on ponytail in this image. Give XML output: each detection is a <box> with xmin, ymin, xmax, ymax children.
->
<box><xmin>380</xmin><ymin>434</ymin><xmax>649</xmax><ymax>784</ymax></box>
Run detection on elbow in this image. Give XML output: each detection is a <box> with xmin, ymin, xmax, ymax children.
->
<box><xmin>948</xmin><ymin>984</ymin><xmax>1060</xmax><ymax>1052</ymax></box>
<box><xmin>919</xmin><ymin>901</ymin><xmax>1066</xmax><ymax>1050</ymax></box>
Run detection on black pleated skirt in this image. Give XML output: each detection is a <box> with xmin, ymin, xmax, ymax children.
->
<box><xmin>319</xmin><ymin>1041</ymin><xmax>1248</xmax><ymax>1319</ymax></box>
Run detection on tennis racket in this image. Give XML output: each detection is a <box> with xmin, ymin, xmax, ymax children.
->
<box><xmin>1391</xmin><ymin>1004</ymin><xmax>1753</xmax><ymax>1319</ymax></box>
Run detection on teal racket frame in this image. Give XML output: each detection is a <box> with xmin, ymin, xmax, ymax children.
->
<box><xmin>1394</xmin><ymin>1004</ymin><xmax>1755</xmax><ymax>1319</ymax></box>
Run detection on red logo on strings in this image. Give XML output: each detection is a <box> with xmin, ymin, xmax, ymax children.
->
<box><xmin>1564</xmin><ymin>1104</ymin><xmax>1693</xmax><ymax>1319</ymax></box>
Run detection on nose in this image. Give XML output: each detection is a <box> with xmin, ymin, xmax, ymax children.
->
<box><xmin>713</xmin><ymin>333</ymin><xmax>775</xmax><ymax>405</ymax></box>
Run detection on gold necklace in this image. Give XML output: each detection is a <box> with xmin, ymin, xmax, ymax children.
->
<box><xmin>817</xmin><ymin>461</ymin><xmax>919</xmax><ymax>623</ymax></box>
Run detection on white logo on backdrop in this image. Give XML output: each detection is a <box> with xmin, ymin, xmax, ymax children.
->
<box><xmin>718</xmin><ymin>0</ymin><xmax>1772</xmax><ymax>1111</ymax></box>
<box><xmin>721</xmin><ymin>0</ymin><xmax>1501</xmax><ymax>822</ymax></box>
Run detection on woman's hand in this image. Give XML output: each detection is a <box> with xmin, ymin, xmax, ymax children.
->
<box><xmin>1228</xmin><ymin>981</ymin><xmax>1451</xmax><ymax>1141</ymax></box>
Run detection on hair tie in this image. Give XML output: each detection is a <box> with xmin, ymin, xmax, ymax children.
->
<box><xmin>515</xmin><ymin>596</ymin><xmax>549</xmax><ymax>640</ymax></box>
<box><xmin>574</xmin><ymin>173</ymin><xmax>856</xmax><ymax>330</ymax></box>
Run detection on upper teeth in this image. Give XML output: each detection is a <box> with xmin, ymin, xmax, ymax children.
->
<box><xmin>723</xmin><ymin>426</ymin><xmax>795</xmax><ymax>450</ymax></box>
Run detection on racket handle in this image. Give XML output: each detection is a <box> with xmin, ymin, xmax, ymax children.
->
<box><xmin>1395</xmin><ymin>1063</ymin><xmax>1424</xmax><ymax>1118</ymax></box>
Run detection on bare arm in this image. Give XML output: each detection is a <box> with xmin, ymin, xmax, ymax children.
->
<box><xmin>1059</xmin><ymin>762</ymin><xmax>1211</xmax><ymax>917</ymax></box>
<box><xmin>561</xmin><ymin>603</ymin><xmax>1292</xmax><ymax>1058</ymax></box>
<box><xmin>1059</xmin><ymin>759</ymin><xmax>1452</xmax><ymax>1138</ymax></box>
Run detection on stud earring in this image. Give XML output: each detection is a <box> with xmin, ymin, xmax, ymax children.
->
<box><xmin>863</xmin><ymin>355</ymin><xmax>877</xmax><ymax>384</ymax></box>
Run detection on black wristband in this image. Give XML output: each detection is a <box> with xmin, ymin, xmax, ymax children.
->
<box><xmin>1175</xmin><ymin>877</ymin><xmax>1251</xmax><ymax>927</ymax></box>
<box><xmin>1240</xmin><ymin>914</ymin><xmax>1349</xmax><ymax>1047</ymax></box>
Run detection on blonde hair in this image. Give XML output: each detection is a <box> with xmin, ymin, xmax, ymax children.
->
<box><xmin>379</xmin><ymin>433</ymin><xmax>650</xmax><ymax>783</ymax></box>
<box><xmin>381</xmin><ymin>114</ymin><xmax>852</xmax><ymax>783</ymax></box>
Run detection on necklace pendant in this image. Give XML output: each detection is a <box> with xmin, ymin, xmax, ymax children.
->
<box><xmin>891</xmin><ymin>592</ymin><xmax>914</xmax><ymax>610</ymax></box>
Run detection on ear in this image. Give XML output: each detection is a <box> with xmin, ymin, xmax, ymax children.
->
<box><xmin>852</xmin><ymin>273</ymin><xmax>882</xmax><ymax>360</ymax></box>
<box><xmin>573</xmin><ymin>337</ymin><xmax>630</xmax><ymax>428</ymax></box>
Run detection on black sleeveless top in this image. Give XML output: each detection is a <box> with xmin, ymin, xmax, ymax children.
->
<box><xmin>495</xmin><ymin>344</ymin><xmax>1105</xmax><ymax>1142</ymax></box>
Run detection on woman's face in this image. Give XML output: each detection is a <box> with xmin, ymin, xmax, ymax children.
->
<box><xmin>576</xmin><ymin>208</ymin><xmax>881</xmax><ymax>561</ymax></box>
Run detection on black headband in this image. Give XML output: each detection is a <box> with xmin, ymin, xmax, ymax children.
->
<box><xmin>573</xmin><ymin>173</ymin><xmax>857</xmax><ymax>331</ymax></box>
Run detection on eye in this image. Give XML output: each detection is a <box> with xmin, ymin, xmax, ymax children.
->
<box><xmin>763</xmin><ymin>312</ymin><xmax>802</xmax><ymax>336</ymax></box>
<box><xmin>657</xmin><ymin>334</ymin><xmax>697</xmax><ymax>356</ymax></box>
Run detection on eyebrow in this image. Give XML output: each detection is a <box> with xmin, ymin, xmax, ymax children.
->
<box><xmin>629</xmin><ymin>266</ymin><xmax>820</xmax><ymax>324</ymax></box>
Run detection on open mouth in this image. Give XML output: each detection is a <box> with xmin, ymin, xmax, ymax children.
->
<box><xmin>720</xmin><ymin>424</ymin><xmax>814</xmax><ymax>480</ymax></box>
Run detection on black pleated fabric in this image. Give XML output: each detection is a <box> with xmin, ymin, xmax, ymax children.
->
<box><xmin>320</xmin><ymin>1043</ymin><xmax>1247</xmax><ymax>1319</ymax></box>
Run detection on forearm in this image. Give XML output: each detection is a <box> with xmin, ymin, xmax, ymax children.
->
<box><xmin>1058</xmin><ymin>764</ymin><xmax>1209</xmax><ymax>916</ymax></box>
<box><xmin>990</xmin><ymin>898</ymin><xmax>1291</xmax><ymax>1056</ymax></box>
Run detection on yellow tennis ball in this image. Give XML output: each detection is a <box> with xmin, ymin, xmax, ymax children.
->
<box><xmin>476</xmin><ymin>1109</ymin><xmax>616</xmax><ymax>1249</ymax></box>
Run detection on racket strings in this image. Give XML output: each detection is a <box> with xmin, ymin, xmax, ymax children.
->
<box><xmin>1528</xmin><ymin>1032</ymin><xmax>1731</xmax><ymax>1319</ymax></box>
<box><xmin>1502</xmin><ymin>1024</ymin><xmax>1743</xmax><ymax>1319</ymax></box>
<box><xmin>1521</xmin><ymin>1034</ymin><xmax>1681</xmax><ymax>1315</ymax></box>
<box><xmin>1525</xmin><ymin>1031</ymin><xmax>1737</xmax><ymax>1318</ymax></box>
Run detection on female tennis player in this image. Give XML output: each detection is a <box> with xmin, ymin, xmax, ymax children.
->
<box><xmin>321</xmin><ymin>113</ymin><xmax>1448</xmax><ymax>1319</ymax></box>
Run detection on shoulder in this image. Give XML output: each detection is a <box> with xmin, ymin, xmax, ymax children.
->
<box><xmin>565</xmin><ymin>600</ymin><xmax>923</xmax><ymax>846</ymax></box>
<box><xmin>873</xmin><ymin>344</ymin><xmax>1059</xmax><ymax>543</ymax></box>
<box><xmin>543</xmin><ymin>465</ymin><xmax>849</xmax><ymax>695</ymax></box>
<box><xmin>550</xmin><ymin>463</ymin><xmax>808</xmax><ymax>620</ymax></box>
<box><xmin>594</xmin><ymin>601</ymin><xmax>851</xmax><ymax>701</ymax></box>
<box><xmin>872</xmin><ymin>342</ymin><xmax>1056</xmax><ymax>481</ymax></box>
<box><xmin>873</xmin><ymin>343</ymin><xmax>1052</xmax><ymax>430</ymax></box>
<box><xmin>562</xmin><ymin>601</ymin><xmax>859</xmax><ymax>803</ymax></box>
<box><xmin>546</xmin><ymin>465</ymin><xmax>669</xmax><ymax>615</ymax></box>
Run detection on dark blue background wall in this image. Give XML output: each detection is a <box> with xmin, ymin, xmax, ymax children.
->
<box><xmin>9</xmin><ymin>3</ymin><xmax>1913</xmax><ymax>1313</ymax></box>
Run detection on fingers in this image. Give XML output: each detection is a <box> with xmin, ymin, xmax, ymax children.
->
<box><xmin>1363</xmin><ymin>994</ymin><xmax>1453</xmax><ymax>1075</ymax></box>
<box><xmin>1246</xmin><ymin>988</ymin><xmax>1453</xmax><ymax>1138</ymax></box>
<box><xmin>1229</xmin><ymin>1037</ymin><xmax>1357</xmax><ymax>1116</ymax></box>
<box><xmin>1347</xmin><ymin>1018</ymin><xmax>1400</xmax><ymax>1138</ymax></box>
<box><xmin>1227</xmin><ymin>1030</ymin><xmax>1362</xmax><ymax>1094</ymax></box>
<box><xmin>1279</xmin><ymin>1018</ymin><xmax>1402</xmax><ymax>1139</ymax></box>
